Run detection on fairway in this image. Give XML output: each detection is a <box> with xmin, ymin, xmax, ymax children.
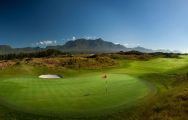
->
<box><xmin>0</xmin><ymin>73</ymin><xmax>150</xmax><ymax>118</ymax></box>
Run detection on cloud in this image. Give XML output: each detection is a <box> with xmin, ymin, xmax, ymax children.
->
<box><xmin>136</xmin><ymin>44</ymin><xmax>141</xmax><ymax>47</ymax></box>
<box><xmin>115</xmin><ymin>43</ymin><xmax>129</xmax><ymax>47</ymax></box>
<box><xmin>123</xmin><ymin>43</ymin><xmax>129</xmax><ymax>47</ymax></box>
<box><xmin>72</xmin><ymin>36</ymin><xmax>76</xmax><ymax>40</ymax></box>
<box><xmin>66</xmin><ymin>36</ymin><xmax>98</xmax><ymax>41</ymax></box>
<box><xmin>35</xmin><ymin>40</ymin><xmax>57</xmax><ymax>47</ymax></box>
<box><xmin>84</xmin><ymin>36</ymin><xmax>97</xmax><ymax>40</ymax></box>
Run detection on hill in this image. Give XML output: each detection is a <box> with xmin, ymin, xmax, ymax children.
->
<box><xmin>0</xmin><ymin>38</ymin><xmax>178</xmax><ymax>54</ymax></box>
<box><xmin>47</xmin><ymin>38</ymin><xmax>127</xmax><ymax>53</ymax></box>
<box><xmin>0</xmin><ymin>45</ymin><xmax>12</xmax><ymax>54</ymax></box>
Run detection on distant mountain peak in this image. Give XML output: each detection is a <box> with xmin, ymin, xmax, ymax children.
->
<box><xmin>55</xmin><ymin>38</ymin><xmax>126</xmax><ymax>53</ymax></box>
<box><xmin>0</xmin><ymin>38</ymin><xmax>180</xmax><ymax>54</ymax></box>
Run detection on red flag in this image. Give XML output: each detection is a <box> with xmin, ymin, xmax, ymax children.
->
<box><xmin>101</xmin><ymin>74</ymin><xmax>107</xmax><ymax>80</ymax></box>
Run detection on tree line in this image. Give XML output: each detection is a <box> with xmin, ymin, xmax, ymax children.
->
<box><xmin>0</xmin><ymin>49</ymin><xmax>67</xmax><ymax>60</ymax></box>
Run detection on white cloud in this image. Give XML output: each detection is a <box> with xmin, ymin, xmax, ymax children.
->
<box><xmin>123</xmin><ymin>43</ymin><xmax>129</xmax><ymax>47</ymax></box>
<box><xmin>114</xmin><ymin>42</ymin><xmax>129</xmax><ymax>47</ymax></box>
<box><xmin>136</xmin><ymin>44</ymin><xmax>141</xmax><ymax>47</ymax></box>
<box><xmin>72</xmin><ymin>36</ymin><xmax>76</xmax><ymax>40</ymax></box>
<box><xmin>65</xmin><ymin>36</ymin><xmax>98</xmax><ymax>41</ymax></box>
<box><xmin>85</xmin><ymin>36</ymin><xmax>97</xmax><ymax>40</ymax></box>
<box><xmin>35</xmin><ymin>40</ymin><xmax>57</xmax><ymax>47</ymax></box>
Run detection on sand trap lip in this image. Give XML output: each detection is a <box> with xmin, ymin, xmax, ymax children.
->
<box><xmin>39</xmin><ymin>74</ymin><xmax>61</xmax><ymax>79</ymax></box>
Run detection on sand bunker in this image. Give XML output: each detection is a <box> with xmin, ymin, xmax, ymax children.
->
<box><xmin>39</xmin><ymin>74</ymin><xmax>61</xmax><ymax>79</ymax></box>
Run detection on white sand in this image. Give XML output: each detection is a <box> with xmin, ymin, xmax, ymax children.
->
<box><xmin>39</xmin><ymin>74</ymin><xmax>61</xmax><ymax>79</ymax></box>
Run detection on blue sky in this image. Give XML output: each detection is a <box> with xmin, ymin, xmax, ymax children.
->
<box><xmin>0</xmin><ymin>0</ymin><xmax>188</xmax><ymax>52</ymax></box>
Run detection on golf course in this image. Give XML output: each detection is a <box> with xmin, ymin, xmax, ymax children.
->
<box><xmin>0</xmin><ymin>54</ymin><xmax>188</xmax><ymax>120</ymax></box>
<box><xmin>1</xmin><ymin>0</ymin><xmax>188</xmax><ymax>119</ymax></box>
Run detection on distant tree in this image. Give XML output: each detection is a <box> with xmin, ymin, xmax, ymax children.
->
<box><xmin>0</xmin><ymin>49</ymin><xmax>66</xmax><ymax>60</ymax></box>
<box><xmin>118</xmin><ymin>50</ymin><xmax>144</xmax><ymax>55</ymax></box>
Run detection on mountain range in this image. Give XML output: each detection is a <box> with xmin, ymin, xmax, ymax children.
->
<box><xmin>0</xmin><ymin>38</ymin><xmax>179</xmax><ymax>54</ymax></box>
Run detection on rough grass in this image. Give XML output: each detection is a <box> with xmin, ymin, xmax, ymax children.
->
<box><xmin>128</xmin><ymin>82</ymin><xmax>188</xmax><ymax>120</ymax></box>
<box><xmin>30</xmin><ymin>56</ymin><xmax>117</xmax><ymax>69</ymax></box>
<box><xmin>0</xmin><ymin>60</ymin><xmax>16</xmax><ymax>70</ymax></box>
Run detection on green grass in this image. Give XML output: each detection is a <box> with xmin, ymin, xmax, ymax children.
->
<box><xmin>0</xmin><ymin>74</ymin><xmax>149</xmax><ymax>118</ymax></box>
<box><xmin>0</xmin><ymin>65</ymin><xmax>150</xmax><ymax>118</ymax></box>
<box><xmin>0</xmin><ymin>55</ymin><xmax>188</xmax><ymax>119</ymax></box>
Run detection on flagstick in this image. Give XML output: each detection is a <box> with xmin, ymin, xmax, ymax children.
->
<box><xmin>100</xmin><ymin>65</ymin><xmax>108</xmax><ymax>95</ymax></box>
<box><xmin>105</xmin><ymin>78</ymin><xmax>108</xmax><ymax>95</ymax></box>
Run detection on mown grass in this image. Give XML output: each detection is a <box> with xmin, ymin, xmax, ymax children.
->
<box><xmin>0</xmin><ymin>74</ymin><xmax>149</xmax><ymax>118</ymax></box>
<box><xmin>0</xmin><ymin>55</ymin><xmax>188</xmax><ymax>120</ymax></box>
<box><xmin>0</xmin><ymin>62</ymin><xmax>150</xmax><ymax>119</ymax></box>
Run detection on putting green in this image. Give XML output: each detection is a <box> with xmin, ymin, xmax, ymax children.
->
<box><xmin>0</xmin><ymin>74</ymin><xmax>150</xmax><ymax>117</ymax></box>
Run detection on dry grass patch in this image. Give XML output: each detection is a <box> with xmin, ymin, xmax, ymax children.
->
<box><xmin>30</xmin><ymin>56</ymin><xmax>117</xmax><ymax>69</ymax></box>
<box><xmin>129</xmin><ymin>83</ymin><xmax>188</xmax><ymax>120</ymax></box>
<box><xmin>0</xmin><ymin>60</ymin><xmax>16</xmax><ymax>69</ymax></box>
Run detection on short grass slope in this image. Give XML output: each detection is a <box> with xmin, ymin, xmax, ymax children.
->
<box><xmin>0</xmin><ymin>73</ymin><xmax>149</xmax><ymax>118</ymax></box>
